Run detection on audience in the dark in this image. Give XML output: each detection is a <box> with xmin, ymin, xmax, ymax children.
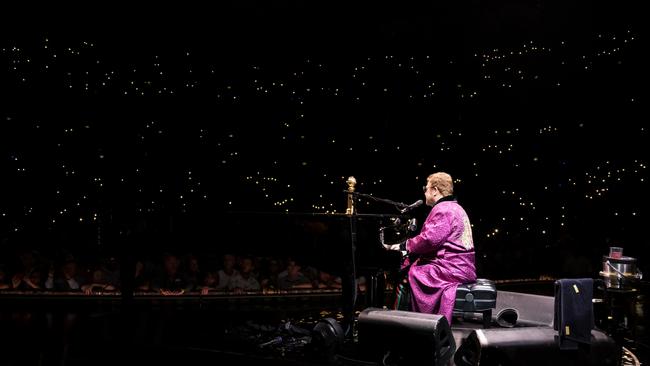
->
<box><xmin>0</xmin><ymin>248</ymin><xmax>381</xmax><ymax>295</ymax></box>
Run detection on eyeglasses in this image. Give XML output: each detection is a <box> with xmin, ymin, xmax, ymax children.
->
<box><xmin>423</xmin><ymin>185</ymin><xmax>436</xmax><ymax>193</ymax></box>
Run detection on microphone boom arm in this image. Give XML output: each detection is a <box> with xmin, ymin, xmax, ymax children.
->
<box><xmin>343</xmin><ymin>190</ymin><xmax>409</xmax><ymax>212</ymax></box>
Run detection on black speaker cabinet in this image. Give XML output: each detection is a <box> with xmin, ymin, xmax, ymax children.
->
<box><xmin>454</xmin><ymin>327</ymin><xmax>621</xmax><ymax>366</ymax></box>
<box><xmin>357</xmin><ymin>307</ymin><xmax>456</xmax><ymax>366</ymax></box>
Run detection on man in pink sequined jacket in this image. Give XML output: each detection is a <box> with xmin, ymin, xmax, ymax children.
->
<box><xmin>386</xmin><ymin>172</ymin><xmax>476</xmax><ymax>324</ymax></box>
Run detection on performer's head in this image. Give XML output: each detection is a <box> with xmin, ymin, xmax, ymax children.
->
<box><xmin>424</xmin><ymin>172</ymin><xmax>454</xmax><ymax>206</ymax></box>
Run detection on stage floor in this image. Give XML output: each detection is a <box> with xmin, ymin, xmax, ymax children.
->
<box><xmin>0</xmin><ymin>281</ymin><xmax>647</xmax><ymax>365</ymax></box>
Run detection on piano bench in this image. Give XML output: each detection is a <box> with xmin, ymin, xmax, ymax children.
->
<box><xmin>453</xmin><ymin>278</ymin><xmax>497</xmax><ymax>328</ymax></box>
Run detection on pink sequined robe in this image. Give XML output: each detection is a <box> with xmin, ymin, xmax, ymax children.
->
<box><xmin>404</xmin><ymin>199</ymin><xmax>476</xmax><ymax>324</ymax></box>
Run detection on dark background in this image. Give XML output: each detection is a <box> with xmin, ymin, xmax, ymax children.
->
<box><xmin>0</xmin><ymin>0</ymin><xmax>646</xmax><ymax>279</ymax></box>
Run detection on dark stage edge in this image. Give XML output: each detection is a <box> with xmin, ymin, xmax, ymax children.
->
<box><xmin>112</xmin><ymin>320</ymin><xmax>641</xmax><ymax>366</ymax></box>
<box><xmin>1</xmin><ymin>282</ymin><xmax>647</xmax><ymax>366</ymax></box>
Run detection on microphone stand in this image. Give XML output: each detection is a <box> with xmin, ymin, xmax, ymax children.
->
<box><xmin>344</xmin><ymin>191</ymin><xmax>409</xmax><ymax>212</ymax></box>
<box><xmin>342</xmin><ymin>178</ymin><xmax>358</xmax><ymax>339</ymax></box>
<box><xmin>341</xmin><ymin>179</ymin><xmax>410</xmax><ymax>339</ymax></box>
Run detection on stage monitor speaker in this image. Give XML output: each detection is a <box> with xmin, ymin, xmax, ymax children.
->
<box><xmin>454</xmin><ymin>327</ymin><xmax>621</xmax><ymax>366</ymax></box>
<box><xmin>357</xmin><ymin>307</ymin><xmax>455</xmax><ymax>366</ymax></box>
<box><xmin>495</xmin><ymin>291</ymin><xmax>555</xmax><ymax>327</ymax></box>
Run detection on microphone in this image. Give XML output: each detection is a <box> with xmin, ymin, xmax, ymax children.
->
<box><xmin>400</xmin><ymin>200</ymin><xmax>423</xmax><ymax>213</ymax></box>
